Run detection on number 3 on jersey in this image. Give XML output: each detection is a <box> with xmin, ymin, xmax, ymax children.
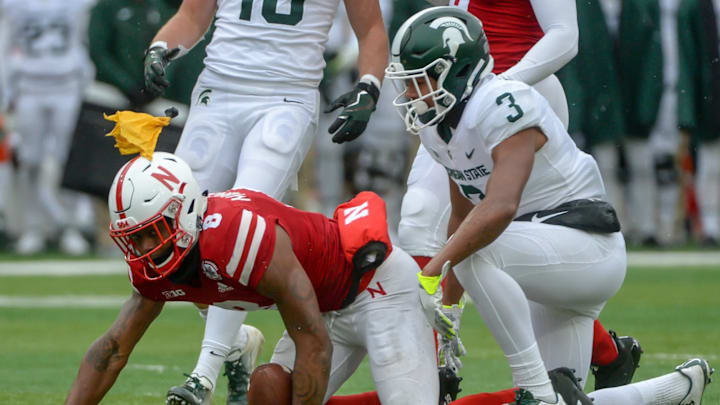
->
<box><xmin>239</xmin><ymin>0</ymin><xmax>305</xmax><ymax>25</ymax></box>
<box><xmin>496</xmin><ymin>92</ymin><xmax>524</xmax><ymax>123</ymax></box>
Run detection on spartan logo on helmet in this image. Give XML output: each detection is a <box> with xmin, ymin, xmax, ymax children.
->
<box><xmin>431</xmin><ymin>17</ymin><xmax>472</xmax><ymax>58</ymax></box>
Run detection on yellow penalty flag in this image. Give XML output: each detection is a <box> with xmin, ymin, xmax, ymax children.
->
<box><xmin>104</xmin><ymin>111</ymin><xmax>171</xmax><ymax>160</ymax></box>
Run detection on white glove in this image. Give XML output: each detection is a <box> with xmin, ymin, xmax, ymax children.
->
<box><xmin>438</xmin><ymin>303</ymin><xmax>466</xmax><ymax>373</ymax></box>
<box><xmin>417</xmin><ymin>261</ymin><xmax>456</xmax><ymax>340</ymax></box>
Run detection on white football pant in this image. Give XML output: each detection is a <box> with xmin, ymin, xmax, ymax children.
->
<box><xmin>270</xmin><ymin>248</ymin><xmax>439</xmax><ymax>405</ymax></box>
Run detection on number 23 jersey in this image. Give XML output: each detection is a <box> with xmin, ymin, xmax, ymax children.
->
<box><xmin>204</xmin><ymin>0</ymin><xmax>341</xmax><ymax>89</ymax></box>
<box><xmin>418</xmin><ymin>76</ymin><xmax>606</xmax><ymax>216</ymax></box>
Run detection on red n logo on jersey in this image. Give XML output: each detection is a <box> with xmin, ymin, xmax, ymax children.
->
<box><xmin>367</xmin><ymin>282</ymin><xmax>387</xmax><ymax>299</ymax></box>
<box><xmin>151</xmin><ymin>166</ymin><xmax>180</xmax><ymax>190</ymax></box>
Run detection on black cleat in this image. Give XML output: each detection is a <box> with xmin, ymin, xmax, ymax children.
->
<box><xmin>514</xmin><ymin>367</ymin><xmax>593</xmax><ymax>405</ymax></box>
<box><xmin>166</xmin><ymin>374</ymin><xmax>212</xmax><ymax>405</ymax></box>
<box><xmin>438</xmin><ymin>366</ymin><xmax>463</xmax><ymax>405</ymax></box>
<box><xmin>592</xmin><ymin>330</ymin><xmax>643</xmax><ymax>390</ymax></box>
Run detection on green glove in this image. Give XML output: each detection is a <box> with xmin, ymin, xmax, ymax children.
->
<box><xmin>325</xmin><ymin>76</ymin><xmax>380</xmax><ymax>144</ymax></box>
<box><xmin>143</xmin><ymin>43</ymin><xmax>180</xmax><ymax>97</ymax></box>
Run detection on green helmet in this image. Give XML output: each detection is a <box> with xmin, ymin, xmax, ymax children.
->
<box><xmin>385</xmin><ymin>7</ymin><xmax>493</xmax><ymax>134</ymax></box>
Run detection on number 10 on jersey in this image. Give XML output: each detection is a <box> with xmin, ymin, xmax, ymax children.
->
<box><xmin>239</xmin><ymin>0</ymin><xmax>305</xmax><ymax>25</ymax></box>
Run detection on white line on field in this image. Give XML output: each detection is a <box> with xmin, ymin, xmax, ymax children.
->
<box><xmin>0</xmin><ymin>259</ymin><xmax>127</xmax><ymax>276</ymax></box>
<box><xmin>646</xmin><ymin>353</ymin><xmax>719</xmax><ymax>361</ymax></box>
<box><xmin>0</xmin><ymin>252</ymin><xmax>718</xmax><ymax>277</ymax></box>
<box><xmin>0</xmin><ymin>295</ymin><xmax>190</xmax><ymax>308</ymax></box>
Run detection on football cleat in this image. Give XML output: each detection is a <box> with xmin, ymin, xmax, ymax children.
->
<box><xmin>675</xmin><ymin>358</ymin><xmax>713</xmax><ymax>405</ymax></box>
<box><xmin>592</xmin><ymin>330</ymin><xmax>643</xmax><ymax>390</ymax></box>
<box><xmin>225</xmin><ymin>325</ymin><xmax>264</xmax><ymax>405</ymax></box>
<box><xmin>166</xmin><ymin>373</ymin><xmax>212</xmax><ymax>405</ymax></box>
<box><xmin>514</xmin><ymin>367</ymin><xmax>593</xmax><ymax>405</ymax></box>
<box><xmin>438</xmin><ymin>366</ymin><xmax>463</xmax><ymax>405</ymax></box>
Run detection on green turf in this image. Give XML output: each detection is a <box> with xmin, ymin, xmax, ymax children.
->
<box><xmin>0</xmin><ymin>266</ymin><xmax>718</xmax><ymax>404</ymax></box>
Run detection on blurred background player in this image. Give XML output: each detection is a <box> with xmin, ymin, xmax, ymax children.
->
<box><xmin>140</xmin><ymin>0</ymin><xmax>389</xmax><ymax>403</ymax></box>
<box><xmin>395</xmin><ymin>1</ymin><xmax>642</xmax><ymax>403</ymax></box>
<box><xmin>556</xmin><ymin>0</ymin><xmax>628</xmax><ymax>229</ymax></box>
<box><xmin>0</xmin><ymin>0</ymin><xmax>96</xmax><ymax>255</ymax></box>
<box><xmin>677</xmin><ymin>0</ymin><xmax>720</xmax><ymax>247</ymax></box>
<box><xmin>619</xmin><ymin>0</ymin><xmax>683</xmax><ymax>247</ymax></box>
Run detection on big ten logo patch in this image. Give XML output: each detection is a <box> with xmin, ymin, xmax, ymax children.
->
<box><xmin>203</xmin><ymin>213</ymin><xmax>222</xmax><ymax>230</ymax></box>
<box><xmin>162</xmin><ymin>289</ymin><xmax>186</xmax><ymax>299</ymax></box>
<box><xmin>343</xmin><ymin>201</ymin><xmax>369</xmax><ymax>225</ymax></box>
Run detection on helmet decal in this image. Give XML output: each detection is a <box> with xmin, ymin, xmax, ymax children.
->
<box><xmin>430</xmin><ymin>17</ymin><xmax>471</xmax><ymax>57</ymax></box>
<box><xmin>150</xmin><ymin>166</ymin><xmax>181</xmax><ymax>191</ymax></box>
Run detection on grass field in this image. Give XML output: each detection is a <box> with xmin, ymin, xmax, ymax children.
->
<box><xmin>1</xmin><ymin>259</ymin><xmax>718</xmax><ymax>404</ymax></box>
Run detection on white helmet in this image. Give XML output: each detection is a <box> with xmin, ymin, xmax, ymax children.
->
<box><xmin>108</xmin><ymin>152</ymin><xmax>206</xmax><ymax>281</ymax></box>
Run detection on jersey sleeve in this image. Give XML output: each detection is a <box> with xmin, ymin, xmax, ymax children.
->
<box><xmin>219</xmin><ymin>209</ymin><xmax>277</xmax><ymax>289</ymax></box>
<box><xmin>474</xmin><ymin>81</ymin><xmax>544</xmax><ymax>152</ymax></box>
<box><xmin>499</xmin><ymin>0</ymin><xmax>578</xmax><ymax>85</ymax></box>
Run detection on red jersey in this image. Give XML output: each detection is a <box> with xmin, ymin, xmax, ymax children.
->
<box><xmin>129</xmin><ymin>189</ymin><xmax>355</xmax><ymax>312</ymax></box>
<box><xmin>452</xmin><ymin>0</ymin><xmax>544</xmax><ymax>73</ymax></box>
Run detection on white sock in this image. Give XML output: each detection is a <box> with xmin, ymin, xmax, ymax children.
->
<box><xmin>191</xmin><ymin>306</ymin><xmax>248</xmax><ymax>389</ymax></box>
<box><xmin>226</xmin><ymin>325</ymin><xmax>249</xmax><ymax>362</ymax></box>
<box><xmin>634</xmin><ymin>370</ymin><xmax>691</xmax><ymax>405</ymax></box>
<box><xmin>507</xmin><ymin>343</ymin><xmax>556</xmax><ymax>402</ymax></box>
<box><xmin>591</xmin><ymin>370</ymin><xmax>690</xmax><ymax>405</ymax></box>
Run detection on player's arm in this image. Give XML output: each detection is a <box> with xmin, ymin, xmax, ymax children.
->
<box><xmin>325</xmin><ymin>0</ymin><xmax>389</xmax><ymax>143</ymax></box>
<box><xmin>441</xmin><ymin>179</ymin><xmax>475</xmax><ymax>306</ymax></box>
<box><xmin>151</xmin><ymin>0</ymin><xmax>216</xmax><ymax>51</ymax></box>
<box><xmin>500</xmin><ymin>0</ymin><xmax>578</xmax><ymax>85</ymax></box>
<box><xmin>345</xmin><ymin>0</ymin><xmax>389</xmax><ymax>86</ymax></box>
<box><xmin>421</xmin><ymin>128</ymin><xmax>546</xmax><ymax>278</ymax></box>
<box><xmin>65</xmin><ymin>292</ymin><xmax>164</xmax><ymax>405</ymax></box>
<box><xmin>255</xmin><ymin>225</ymin><xmax>332</xmax><ymax>405</ymax></box>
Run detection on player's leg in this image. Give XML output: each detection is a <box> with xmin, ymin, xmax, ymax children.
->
<box><xmin>696</xmin><ymin>139</ymin><xmax>720</xmax><ymax>243</ymax></box>
<box><xmin>626</xmin><ymin>137</ymin><xmax>658</xmax><ymax>244</ymax></box>
<box><xmin>13</xmin><ymin>92</ymin><xmax>50</xmax><ymax>254</ymax></box>
<box><xmin>589</xmin><ymin>358</ymin><xmax>713</xmax><ymax>405</ymax></box>
<box><xmin>352</xmin><ymin>248</ymin><xmax>438</xmax><ymax>405</ymax></box>
<box><xmin>232</xmin><ymin>89</ymin><xmax>319</xmax><ymax>200</ymax></box>
<box><xmin>174</xmin><ymin>87</ymin><xmax>243</xmax><ymax>193</ymax></box>
<box><xmin>452</xmin><ymin>222</ymin><xmax>625</xmax><ymax>403</ymax></box>
<box><xmin>48</xmin><ymin>86</ymin><xmax>92</xmax><ymax>255</ymax></box>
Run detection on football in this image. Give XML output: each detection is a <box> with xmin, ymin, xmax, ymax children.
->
<box><xmin>248</xmin><ymin>363</ymin><xmax>293</xmax><ymax>405</ymax></box>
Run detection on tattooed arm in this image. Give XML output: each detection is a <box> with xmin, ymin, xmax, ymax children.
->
<box><xmin>65</xmin><ymin>292</ymin><xmax>164</xmax><ymax>404</ymax></box>
<box><xmin>256</xmin><ymin>225</ymin><xmax>333</xmax><ymax>405</ymax></box>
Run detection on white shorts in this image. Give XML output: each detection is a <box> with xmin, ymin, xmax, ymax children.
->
<box><xmin>397</xmin><ymin>74</ymin><xmax>570</xmax><ymax>258</ymax></box>
<box><xmin>269</xmin><ymin>248</ymin><xmax>438</xmax><ymax>405</ymax></box>
<box><xmin>175</xmin><ymin>84</ymin><xmax>320</xmax><ymax>198</ymax></box>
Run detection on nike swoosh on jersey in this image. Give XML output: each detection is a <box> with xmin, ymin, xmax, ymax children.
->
<box><xmin>530</xmin><ymin>210</ymin><xmax>568</xmax><ymax>223</ymax></box>
<box><xmin>283</xmin><ymin>97</ymin><xmax>303</xmax><ymax>104</ymax></box>
<box><xmin>465</xmin><ymin>149</ymin><xmax>475</xmax><ymax>159</ymax></box>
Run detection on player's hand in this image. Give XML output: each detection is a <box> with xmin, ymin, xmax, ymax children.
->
<box><xmin>439</xmin><ymin>303</ymin><xmax>466</xmax><ymax>373</ymax></box>
<box><xmin>417</xmin><ymin>261</ymin><xmax>456</xmax><ymax>340</ymax></box>
<box><xmin>324</xmin><ymin>78</ymin><xmax>380</xmax><ymax>144</ymax></box>
<box><xmin>143</xmin><ymin>44</ymin><xmax>180</xmax><ymax>96</ymax></box>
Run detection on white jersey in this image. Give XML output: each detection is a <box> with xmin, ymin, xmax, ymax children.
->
<box><xmin>203</xmin><ymin>0</ymin><xmax>340</xmax><ymax>90</ymax></box>
<box><xmin>419</xmin><ymin>75</ymin><xmax>606</xmax><ymax>216</ymax></box>
<box><xmin>1</xmin><ymin>0</ymin><xmax>95</xmax><ymax>80</ymax></box>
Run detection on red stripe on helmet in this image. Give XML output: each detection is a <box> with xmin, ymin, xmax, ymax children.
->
<box><xmin>115</xmin><ymin>157</ymin><xmax>140</xmax><ymax>219</ymax></box>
